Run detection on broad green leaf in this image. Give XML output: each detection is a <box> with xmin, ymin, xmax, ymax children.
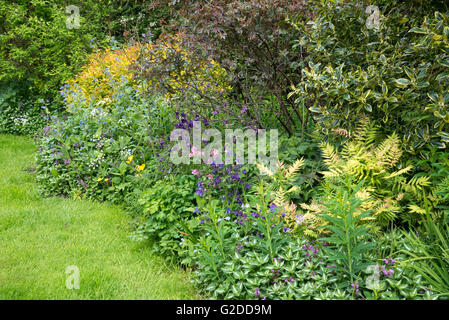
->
<box><xmin>394</xmin><ymin>78</ymin><xmax>410</xmax><ymax>88</ymax></box>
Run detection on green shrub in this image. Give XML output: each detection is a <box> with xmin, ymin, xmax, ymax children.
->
<box><xmin>291</xmin><ymin>1</ymin><xmax>449</xmax><ymax>153</ymax></box>
<box><xmin>0</xmin><ymin>81</ymin><xmax>49</xmax><ymax>135</ymax></box>
<box><xmin>107</xmin><ymin>0</ymin><xmax>170</xmax><ymax>42</ymax></box>
<box><xmin>129</xmin><ymin>176</ymin><xmax>198</xmax><ymax>262</ymax></box>
<box><xmin>0</xmin><ymin>0</ymin><xmax>112</xmax><ymax>99</ymax></box>
<box><xmin>412</xmin><ymin>147</ymin><xmax>449</xmax><ymax>212</ymax></box>
<box><xmin>189</xmin><ymin>192</ymin><xmax>436</xmax><ymax>300</ymax></box>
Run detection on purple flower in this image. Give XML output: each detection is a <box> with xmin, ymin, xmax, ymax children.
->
<box><xmin>351</xmin><ymin>282</ymin><xmax>359</xmax><ymax>294</ymax></box>
<box><xmin>195</xmin><ymin>187</ymin><xmax>204</xmax><ymax>196</ymax></box>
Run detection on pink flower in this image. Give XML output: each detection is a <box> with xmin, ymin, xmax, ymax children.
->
<box><xmin>207</xmin><ymin>174</ymin><xmax>213</xmax><ymax>180</ymax></box>
<box><xmin>192</xmin><ymin>169</ymin><xmax>200</xmax><ymax>176</ymax></box>
<box><xmin>211</xmin><ymin>148</ymin><xmax>220</xmax><ymax>158</ymax></box>
<box><xmin>189</xmin><ymin>146</ymin><xmax>204</xmax><ymax>158</ymax></box>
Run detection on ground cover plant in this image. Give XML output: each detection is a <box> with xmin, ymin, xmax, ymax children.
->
<box><xmin>1</xmin><ymin>0</ymin><xmax>449</xmax><ymax>301</ymax></box>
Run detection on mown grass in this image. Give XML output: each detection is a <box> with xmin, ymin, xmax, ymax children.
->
<box><xmin>0</xmin><ymin>134</ymin><xmax>199</xmax><ymax>299</ymax></box>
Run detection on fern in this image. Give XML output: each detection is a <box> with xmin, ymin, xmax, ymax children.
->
<box><xmin>258</xmin><ymin>158</ymin><xmax>306</xmax><ymax>231</ymax></box>
<box><xmin>315</xmin><ymin>119</ymin><xmax>431</xmax><ymax>228</ymax></box>
<box><xmin>374</xmin><ymin>133</ymin><xmax>402</xmax><ymax>168</ymax></box>
<box><xmin>353</xmin><ymin>116</ymin><xmax>378</xmax><ymax>147</ymax></box>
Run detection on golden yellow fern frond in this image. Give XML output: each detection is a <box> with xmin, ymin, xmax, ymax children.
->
<box><xmin>257</xmin><ymin>162</ymin><xmax>274</xmax><ymax>177</ymax></box>
<box><xmin>274</xmin><ymin>187</ymin><xmax>287</xmax><ymax>206</ymax></box>
<box><xmin>320</xmin><ymin>142</ymin><xmax>339</xmax><ymax>169</ymax></box>
<box><xmin>384</xmin><ymin>166</ymin><xmax>412</xmax><ymax>179</ymax></box>
<box><xmin>375</xmin><ymin>133</ymin><xmax>402</xmax><ymax>167</ymax></box>
<box><xmin>304</xmin><ymin>229</ymin><xmax>319</xmax><ymax>238</ymax></box>
<box><xmin>408</xmin><ymin>204</ymin><xmax>427</xmax><ymax>215</ymax></box>
<box><xmin>373</xmin><ymin>198</ymin><xmax>401</xmax><ymax>226</ymax></box>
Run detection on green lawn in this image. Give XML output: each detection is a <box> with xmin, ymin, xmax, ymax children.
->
<box><xmin>0</xmin><ymin>134</ymin><xmax>199</xmax><ymax>299</ymax></box>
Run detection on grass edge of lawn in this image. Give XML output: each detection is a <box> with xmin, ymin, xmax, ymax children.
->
<box><xmin>0</xmin><ymin>134</ymin><xmax>201</xmax><ymax>300</ymax></box>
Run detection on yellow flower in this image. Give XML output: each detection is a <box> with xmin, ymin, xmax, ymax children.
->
<box><xmin>136</xmin><ymin>164</ymin><xmax>145</xmax><ymax>172</ymax></box>
<box><xmin>126</xmin><ymin>155</ymin><xmax>134</xmax><ymax>164</ymax></box>
<box><xmin>97</xmin><ymin>177</ymin><xmax>103</xmax><ymax>182</ymax></box>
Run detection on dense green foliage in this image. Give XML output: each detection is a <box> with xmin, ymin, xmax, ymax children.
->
<box><xmin>107</xmin><ymin>0</ymin><xmax>170</xmax><ymax>42</ymax></box>
<box><xmin>36</xmin><ymin>85</ymin><xmax>174</xmax><ymax>203</ymax></box>
<box><xmin>291</xmin><ymin>0</ymin><xmax>449</xmax><ymax>153</ymax></box>
<box><xmin>0</xmin><ymin>81</ymin><xmax>49</xmax><ymax>136</ymax></box>
<box><xmin>0</xmin><ymin>0</ymin><xmax>170</xmax><ymax>135</ymax></box>
<box><xmin>130</xmin><ymin>176</ymin><xmax>198</xmax><ymax>261</ymax></box>
<box><xmin>0</xmin><ymin>0</ymin><xmax>100</xmax><ymax>98</ymax></box>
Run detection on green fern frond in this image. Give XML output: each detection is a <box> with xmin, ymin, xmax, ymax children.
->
<box><xmin>403</xmin><ymin>176</ymin><xmax>431</xmax><ymax>194</ymax></box>
<box><xmin>354</xmin><ymin>116</ymin><xmax>378</xmax><ymax>147</ymax></box>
